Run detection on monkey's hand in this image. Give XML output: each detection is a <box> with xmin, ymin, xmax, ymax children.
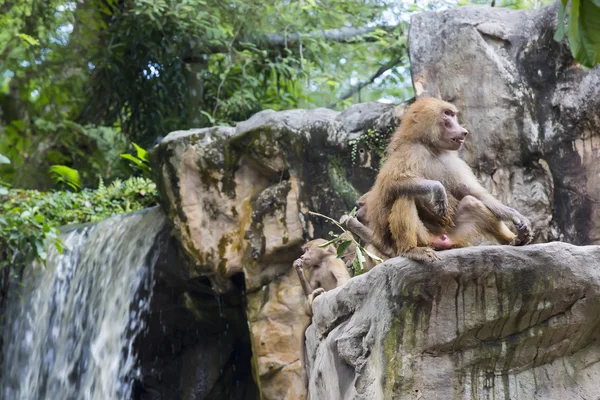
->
<box><xmin>510</xmin><ymin>210</ymin><xmax>533</xmax><ymax>246</ymax></box>
<box><xmin>339</xmin><ymin>214</ymin><xmax>351</xmax><ymax>227</ymax></box>
<box><xmin>431</xmin><ymin>182</ymin><xmax>449</xmax><ymax>218</ymax></box>
<box><xmin>307</xmin><ymin>288</ymin><xmax>326</xmax><ymax>308</ymax></box>
<box><xmin>293</xmin><ymin>258</ymin><xmax>304</xmax><ymax>270</ymax></box>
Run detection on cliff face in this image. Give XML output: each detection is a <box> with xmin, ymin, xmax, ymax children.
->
<box><xmin>147</xmin><ymin>3</ymin><xmax>600</xmax><ymax>399</ymax></box>
<box><xmin>150</xmin><ymin>104</ymin><xmax>400</xmax><ymax>399</ymax></box>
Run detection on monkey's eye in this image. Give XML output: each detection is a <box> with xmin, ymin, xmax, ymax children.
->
<box><xmin>444</xmin><ymin>110</ymin><xmax>454</xmax><ymax>117</ymax></box>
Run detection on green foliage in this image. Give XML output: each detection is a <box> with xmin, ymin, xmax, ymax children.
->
<box><xmin>309</xmin><ymin>210</ymin><xmax>383</xmax><ymax>275</ymax></box>
<box><xmin>78</xmin><ymin>0</ymin><xmax>413</xmax><ymax>143</ymax></box>
<box><xmin>0</xmin><ymin>177</ymin><xmax>158</xmax><ymax>270</ymax></box>
<box><xmin>49</xmin><ymin>165</ymin><xmax>81</xmax><ymax>191</ymax></box>
<box><xmin>555</xmin><ymin>0</ymin><xmax>600</xmax><ymax>68</ymax></box>
<box><xmin>120</xmin><ymin>142</ymin><xmax>151</xmax><ymax>176</ymax></box>
<box><xmin>0</xmin><ymin>153</ymin><xmax>10</xmax><ymax>195</ymax></box>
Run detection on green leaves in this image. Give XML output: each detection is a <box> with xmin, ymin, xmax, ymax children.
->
<box><xmin>0</xmin><ymin>176</ymin><xmax>158</xmax><ymax>270</ymax></box>
<box><xmin>49</xmin><ymin>165</ymin><xmax>82</xmax><ymax>191</ymax></box>
<box><xmin>555</xmin><ymin>0</ymin><xmax>600</xmax><ymax>68</ymax></box>
<box><xmin>121</xmin><ymin>142</ymin><xmax>151</xmax><ymax>175</ymax></box>
<box><xmin>17</xmin><ymin>33</ymin><xmax>39</xmax><ymax>46</ymax></box>
<box><xmin>0</xmin><ymin>153</ymin><xmax>10</xmax><ymax>195</ymax></box>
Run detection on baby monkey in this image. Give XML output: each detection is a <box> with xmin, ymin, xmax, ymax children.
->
<box><xmin>293</xmin><ymin>239</ymin><xmax>350</xmax><ymax>316</ymax></box>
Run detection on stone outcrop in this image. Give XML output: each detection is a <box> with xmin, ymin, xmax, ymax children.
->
<box><xmin>151</xmin><ymin>104</ymin><xmax>400</xmax><ymax>399</ymax></box>
<box><xmin>306</xmin><ymin>243</ymin><xmax>600</xmax><ymax>399</ymax></box>
<box><xmin>410</xmin><ymin>3</ymin><xmax>600</xmax><ymax>244</ymax></box>
<box><xmin>148</xmin><ymin>3</ymin><xmax>600</xmax><ymax>399</ymax></box>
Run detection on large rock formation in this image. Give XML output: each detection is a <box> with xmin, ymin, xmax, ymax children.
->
<box><xmin>148</xmin><ymin>3</ymin><xmax>600</xmax><ymax>399</ymax></box>
<box><xmin>151</xmin><ymin>104</ymin><xmax>400</xmax><ymax>399</ymax></box>
<box><xmin>306</xmin><ymin>243</ymin><xmax>600</xmax><ymax>399</ymax></box>
<box><xmin>410</xmin><ymin>3</ymin><xmax>600</xmax><ymax>244</ymax></box>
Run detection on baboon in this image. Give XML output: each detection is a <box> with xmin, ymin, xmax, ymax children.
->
<box><xmin>365</xmin><ymin>97</ymin><xmax>532</xmax><ymax>262</ymax></box>
<box><xmin>293</xmin><ymin>239</ymin><xmax>350</xmax><ymax>316</ymax></box>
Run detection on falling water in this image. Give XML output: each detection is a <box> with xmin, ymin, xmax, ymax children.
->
<box><xmin>1</xmin><ymin>207</ymin><xmax>166</xmax><ymax>400</ymax></box>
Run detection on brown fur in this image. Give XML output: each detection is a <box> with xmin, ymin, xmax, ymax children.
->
<box><xmin>293</xmin><ymin>239</ymin><xmax>350</xmax><ymax>315</ymax></box>
<box><xmin>293</xmin><ymin>238</ymin><xmax>351</xmax><ymax>394</ymax></box>
<box><xmin>365</xmin><ymin>97</ymin><xmax>532</xmax><ymax>262</ymax></box>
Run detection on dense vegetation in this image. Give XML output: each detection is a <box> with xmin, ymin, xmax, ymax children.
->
<box><xmin>0</xmin><ymin>0</ymin><xmax>597</xmax><ymax>273</ymax></box>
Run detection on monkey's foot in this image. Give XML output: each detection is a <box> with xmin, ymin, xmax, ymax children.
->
<box><xmin>403</xmin><ymin>247</ymin><xmax>441</xmax><ymax>262</ymax></box>
<box><xmin>515</xmin><ymin>223</ymin><xmax>533</xmax><ymax>245</ymax></box>
<box><xmin>507</xmin><ymin>224</ymin><xmax>533</xmax><ymax>246</ymax></box>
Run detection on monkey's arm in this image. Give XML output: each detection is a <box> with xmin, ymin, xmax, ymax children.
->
<box><xmin>330</xmin><ymin>266</ymin><xmax>350</xmax><ymax>288</ymax></box>
<box><xmin>340</xmin><ymin>215</ymin><xmax>393</xmax><ymax>258</ymax></box>
<box><xmin>340</xmin><ymin>215</ymin><xmax>374</xmax><ymax>243</ymax></box>
<box><xmin>293</xmin><ymin>259</ymin><xmax>314</xmax><ymax>296</ymax></box>
<box><xmin>386</xmin><ymin>177</ymin><xmax>448</xmax><ymax>217</ymax></box>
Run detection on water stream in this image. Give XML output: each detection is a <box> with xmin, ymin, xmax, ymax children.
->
<box><xmin>1</xmin><ymin>207</ymin><xmax>166</xmax><ymax>400</ymax></box>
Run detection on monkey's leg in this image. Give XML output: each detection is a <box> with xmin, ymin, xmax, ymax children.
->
<box><xmin>389</xmin><ymin>198</ymin><xmax>440</xmax><ymax>262</ymax></box>
<box><xmin>445</xmin><ymin>195</ymin><xmax>516</xmax><ymax>247</ymax></box>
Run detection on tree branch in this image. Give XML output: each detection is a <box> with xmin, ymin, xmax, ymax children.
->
<box><xmin>328</xmin><ymin>56</ymin><xmax>403</xmax><ymax>108</ymax></box>
<box><xmin>186</xmin><ymin>24</ymin><xmax>401</xmax><ymax>60</ymax></box>
<box><xmin>262</xmin><ymin>24</ymin><xmax>396</xmax><ymax>46</ymax></box>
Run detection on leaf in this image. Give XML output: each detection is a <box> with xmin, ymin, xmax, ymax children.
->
<box><xmin>336</xmin><ymin>240</ymin><xmax>352</xmax><ymax>258</ymax></box>
<box><xmin>578</xmin><ymin>0</ymin><xmax>600</xmax><ymax>67</ymax></box>
<box><xmin>49</xmin><ymin>165</ymin><xmax>81</xmax><ymax>191</ymax></box>
<box><xmin>352</xmin><ymin>255</ymin><xmax>363</xmax><ymax>275</ymax></box>
<box><xmin>318</xmin><ymin>236</ymin><xmax>342</xmax><ymax>247</ymax></box>
<box><xmin>17</xmin><ymin>33</ymin><xmax>40</xmax><ymax>46</ymax></box>
<box><xmin>349</xmin><ymin>206</ymin><xmax>357</xmax><ymax>217</ymax></box>
<box><xmin>362</xmin><ymin>246</ymin><xmax>384</xmax><ymax>263</ymax></box>
<box><xmin>554</xmin><ymin>0</ymin><xmax>567</xmax><ymax>42</ymax></box>
<box><xmin>0</xmin><ymin>153</ymin><xmax>9</xmax><ymax>164</ymax></box>
<box><xmin>132</xmin><ymin>142</ymin><xmax>149</xmax><ymax>162</ymax></box>
<box><xmin>53</xmin><ymin>238</ymin><xmax>64</xmax><ymax>255</ymax></box>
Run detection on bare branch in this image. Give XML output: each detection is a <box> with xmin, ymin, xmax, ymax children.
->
<box><xmin>186</xmin><ymin>24</ymin><xmax>401</xmax><ymax>59</ymax></box>
<box><xmin>328</xmin><ymin>56</ymin><xmax>403</xmax><ymax>108</ymax></box>
<box><xmin>262</xmin><ymin>24</ymin><xmax>397</xmax><ymax>46</ymax></box>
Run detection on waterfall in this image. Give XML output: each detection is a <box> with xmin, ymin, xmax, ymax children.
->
<box><xmin>1</xmin><ymin>207</ymin><xmax>166</xmax><ymax>400</ymax></box>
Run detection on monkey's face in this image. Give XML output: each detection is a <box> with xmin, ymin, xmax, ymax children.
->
<box><xmin>439</xmin><ymin>108</ymin><xmax>469</xmax><ymax>151</ymax></box>
<box><xmin>301</xmin><ymin>242</ymin><xmax>334</xmax><ymax>266</ymax></box>
<box><xmin>356</xmin><ymin>202</ymin><xmax>368</xmax><ymax>224</ymax></box>
<box><xmin>301</xmin><ymin>246</ymin><xmax>321</xmax><ymax>266</ymax></box>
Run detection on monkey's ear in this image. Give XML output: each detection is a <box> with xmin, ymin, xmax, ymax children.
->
<box><xmin>411</xmin><ymin>112</ymin><xmax>419</xmax><ymax>123</ymax></box>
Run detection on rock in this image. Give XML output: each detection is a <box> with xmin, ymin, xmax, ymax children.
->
<box><xmin>409</xmin><ymin>3</ymin><xmax>600</xmax><ymax>244</ymax></box>
<box><xmin>150</xmin><ymin>103</ymin><xmax>399</xmax><ymax>399</ymax></box>
<box><xmin>149</xmin><ymin>5</ymin><xmax>600</xmax><ymax>398</ymax></box>
<box><xmin>306</xmin><ymin>243</ymin><xmax>600</xmax><ymax>399</ymax></box>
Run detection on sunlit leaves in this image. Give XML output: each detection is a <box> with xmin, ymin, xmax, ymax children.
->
<box><xmin>0</xmin><ymin>176</ymin><xmax>158</xmax><ymax>270</ymax></box>
<box><xmin>17</xmin><ymin>33</ymin><xmax>39</xmax><ymax>46</ymax></box>
<box><xmin>49</xmin><ymin>165</ymin><xmax>81</xmax><ymax>191</ymax></box>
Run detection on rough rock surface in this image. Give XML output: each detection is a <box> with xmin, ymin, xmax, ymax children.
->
<box><xmin>410</xmin><ymin>3</ymin><xmax>600</xmax><ymax>244</ymax></box>
<box><xmin>151</xmin><ymin>104</ymin><xmax>401</xmax><ymax>399</ymax></box>
<box><xmin>306</xmin><ymin>243</ymin><xmax>600</xmax><ymax>399</ymax></box>
<box><xmin>148</xmin><ymin>4</ymin><xmax>600</xmax><ymax>399</ymax></box>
